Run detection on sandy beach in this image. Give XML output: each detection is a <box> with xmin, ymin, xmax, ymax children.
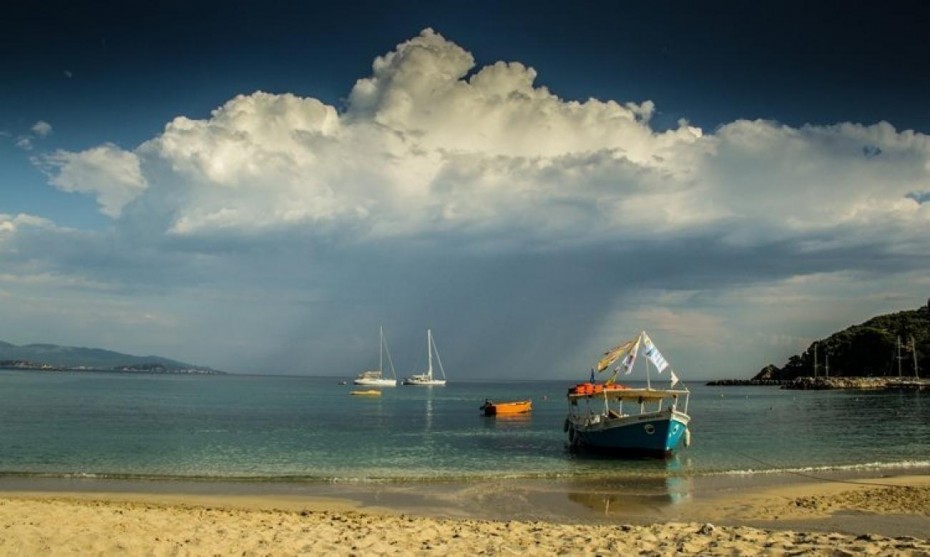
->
<box><xmin>1</xmin><ymin>474</ymin><xmax>929</xmax><ymax>556</ymax></box>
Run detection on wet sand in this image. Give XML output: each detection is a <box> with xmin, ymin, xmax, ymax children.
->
<box><xmin>1</xmin><ymin>473</ymin><xmax>929</xmax><ymax>555</ymax></box>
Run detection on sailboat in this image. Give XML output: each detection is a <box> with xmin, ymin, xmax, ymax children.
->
<box><xmin>402</xmin><ymin>329</ymin><xmax>447</xmax><ymax>386</ymax></box>
<box><xmin>565</xmin><ymin>331</ymin><xmax>691</xmax><ymax>457</ymax></box>
<box><xmin>353</xmin><ymin>326</ymin><xmax>398</xmax><ymax>387</ymax></box>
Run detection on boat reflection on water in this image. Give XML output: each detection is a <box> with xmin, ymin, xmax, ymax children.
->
<box><xmin>565</xmin><ymin>458</ymin><xmax>693</xmax><ymax>515</ymax></box>
<box><xmin>425</xmin><ymin>396</ymin><xmax>433</xmax><ymax>432</ymax></box>
<box><xmin>480</xmin><ymin>412</ymin><xmax>533</xmax><ymax>428</ymax></box>
<box><xmin>567</xmin><ymin>476</ymin><xmax>692</xmax><ymax>515</ymax></box>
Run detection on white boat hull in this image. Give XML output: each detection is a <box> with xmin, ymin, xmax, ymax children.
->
<box><xmin>402</xmin><ymin>375</ymin><xmax>446</xmax><ymax>386</ymax></box>
<box><xmin>353</xmin><ymin>378</ymin><xmax>397</xmax><ymax>387</ymax></box>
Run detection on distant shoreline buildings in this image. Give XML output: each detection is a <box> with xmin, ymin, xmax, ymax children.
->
<box><xmin>0</xmin><ymin>360</ymin><xmax>224</xmax><ymax>375</ymax></box>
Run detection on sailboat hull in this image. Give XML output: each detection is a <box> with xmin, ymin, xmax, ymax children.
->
<box><xmin>568</xmin><ymin>408</ymin><xmax>689</xmax><ymax>457</ymax></box>
<box><xmin>402</xmin><ymin>375</ymin><xmax>446</xmax><ymax>386</ymax></box>
<box><xmin>353</xmin><ymin>378</ymin><xmax>397</xmax><ymax>387</ymax></box>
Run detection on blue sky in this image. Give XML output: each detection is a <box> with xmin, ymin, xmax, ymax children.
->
<box><xmin>2</xmin><ymin>1</ymin><xmax>929</xmax><ymax>379</ymax></box>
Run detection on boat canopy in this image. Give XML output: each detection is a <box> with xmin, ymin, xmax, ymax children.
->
<box><xmin>567</xmin><ymin>387</ymin><xmax>690</xmax><ymax>402</ymax></box>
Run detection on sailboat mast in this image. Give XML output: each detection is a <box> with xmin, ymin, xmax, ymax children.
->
<box><xmin>898</xmin><ymin>336</ymin><xmax>903</xmax><ymax>377</ymax></box>
<box><xmin>427</xmin><ymin>329</ymin><xmax>433</xmax><ymax>380</ymax></box>
<box><xmin>913</xmin><ymin>335</ymin><xmax>919</xmax><ymax>378</ymax></box>
<box><xmin>379</xmin><ymin>326</ymin><xmax>383</xmax><ymax>373</ymax></box>
<box><xmin>813</xmin><ymin>343</ymin><xmax>818</xmax><ymax>378</ymax></box>
<box><xmin>643</xmin><ymin>332</ymin><xmax>651</xmax><ymax>390</ymax></box>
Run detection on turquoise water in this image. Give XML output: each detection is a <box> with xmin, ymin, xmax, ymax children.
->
<box><xmin>1</xmin><ymin>370</ymin><xmax>928</xmax><ymax>482</ymax></box>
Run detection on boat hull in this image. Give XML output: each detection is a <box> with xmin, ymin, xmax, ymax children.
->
<box><xmin>402</xmin><ymin>373</ymin><xmax>446</xmax><ymax>386</ymax></box>
<box><xmin>481</xmin><ymin>400</ymin><xmax>532</xmax><ymax>416</ymax></box>
<box><xmin>568</xmin><ymin>409</ymin><xmax>689</xmax><ymax>457</ymax></box>
<box><xmin>350</xmin><ymin>389</ymin><xmax>382</xmax><ymax>396</ymax></box>
<box><xmin>402</xmin><ymin>378</ymin><xmax>446</xmax><ymax>386</ymax></box>
<box><xmin>353</xmin><ymin>378</ymin><xmax>397</xmax><ymax>387</ymax></box>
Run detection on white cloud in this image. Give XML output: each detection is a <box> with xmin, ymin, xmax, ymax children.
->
<box><xmin>38</xmin><ymin>28</ymin><xmax>928</xmax><ymax>257</ymax></box>
<box><xmin>32</xmin><ymin>120</ymin><xmax>52</xmax><ymax>137</ymax></box>
<box><xmin>12</xmin><ymin>121</ymin><xmax>53</xmax><ymax>152</ymax></box>
<box><xmin>704</xmin><ymin>119</ymin><xmax>930</xmax><ymax>247</ymax></box>
<box><xmin>41</xmin><ymin>144</ymin><xmax>148</xmax><ymax>217</ymax></box>
<box><xmin>0</xmin><ymin>213</ymin><xmax>57</xmax><ymax>238</ymax></box>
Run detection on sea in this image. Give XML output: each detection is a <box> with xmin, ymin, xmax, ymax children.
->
<box><xmin>1</xmin><ymin>369</ymin><xmax>928</xmax><ymax>487</ymax></box>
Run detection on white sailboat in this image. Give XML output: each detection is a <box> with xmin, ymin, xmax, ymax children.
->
<box><xmin>353</xmin><ymin>326</ymin><xmax>398</xmax><ymax>387</ymax></box>
<box><xmin>402</xmin><ymin>329</ymin><xmax>447</xmax><ymax>386</ymax></box>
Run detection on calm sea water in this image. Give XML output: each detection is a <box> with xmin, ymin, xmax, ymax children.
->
<box><xmin>1</xmin><ymin>370</ymin><xmax>928</xmax><ymax>483</ymax></box>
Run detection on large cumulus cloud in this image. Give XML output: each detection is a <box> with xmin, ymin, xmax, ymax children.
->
<box><xmin>44</xmin><ymin>29</ymin><xmax>930</xmax><ymax>253</ymax></box>
<box><xmin>8</xmin><ymin>28</ymin><xmax>930</xmax><ymax>376</ymax></box>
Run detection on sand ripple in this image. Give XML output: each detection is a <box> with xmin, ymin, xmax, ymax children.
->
<box><xmin>2</xmin><ymin>496</ymin><xmax>930</xmax><ymax>556</ymax></box>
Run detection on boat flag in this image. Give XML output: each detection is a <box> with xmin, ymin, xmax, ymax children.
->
<box><xmin>596</xmin><ymin>337</ymin><xmax>637</xmax><ymax>372</ymax></box>
<box><xmin>620</xmin><ymin>336</ymin><xmax>641</xmax><ymax>374</ymax></box>
<box><xmin>641</xmin><ymin>333</ymin><xmax>669</xmax><ymax>373</ymax></box>
<box><xmin>670</xmin><ymin>369</ymin><xmax>679</xmax><ymax>387</ymax></box>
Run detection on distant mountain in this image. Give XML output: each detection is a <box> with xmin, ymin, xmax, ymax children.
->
<box><xmin>754</xmin><ymin>300</ymin><xmax>929</xmax><ymax>380</ymax></box>
<box><xmin>0</xmin><ymin>341</ymin><xmax>223</xmax><ymax>374</ymax></box>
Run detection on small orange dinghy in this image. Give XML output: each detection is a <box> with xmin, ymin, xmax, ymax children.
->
<box><xmin>480</xmin><ymin>399</ymin><xmax>532</xmax><ymax>416</ymax></box>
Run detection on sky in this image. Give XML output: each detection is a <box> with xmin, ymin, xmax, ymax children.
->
<box><xmin>2</xmin><ymin>0</ymin><xmax>929</xmax><ymax>380</ymax></box>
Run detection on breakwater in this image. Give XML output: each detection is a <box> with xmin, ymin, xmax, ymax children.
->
<box><xmin>783</xmin><ymin>376</ymin><xmax>930</xmax><ymax>391</ymax></box>
<box><xmin>707</xmin><ymin>376</ymin><xmax>929</xmax><ymax>391</ymax></box>
<box><xmin>705</xmin><ymin>379</ymin><xmax>788</xmax><ymax>386</ymax></box>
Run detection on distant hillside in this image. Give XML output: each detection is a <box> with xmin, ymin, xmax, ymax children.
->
<box><xmin>0</xmin><ymin>341</ymin><xmax>222</xmax><ymax>374</ymax></box>
<box><xmin>754</xmin><ymin>300</ymin><xmax>929</xmax><ymax>380</ymax></box>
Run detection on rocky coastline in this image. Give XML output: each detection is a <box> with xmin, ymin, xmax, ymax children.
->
<box><xmin>704</xmin><ymin>378</ymin><xmax>788</xmax><ymax>386</ymax></box>
<box><xmin>707</xmin><ymin>376</ymin><xmax>930</xmax><ymax>391</ymax></box>
<box><xmin>781</xmin><ymin>376</ymin><xmax>929</xmax><ymax>390</ymax></box>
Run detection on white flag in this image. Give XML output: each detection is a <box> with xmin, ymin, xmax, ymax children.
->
<box><xmin>670</xmin><ymin>370</ymin><xmax>679</xmax><ymax>387</ymax></box>
<box><xmin>641</xmin><ymin>333</ymin><xmax>669</xmax><ymax>373</ymax></box>
<box><xmin>621</xmin><ymin>337</ymin><xmax>640</xmax><ymax>374</ymax></box>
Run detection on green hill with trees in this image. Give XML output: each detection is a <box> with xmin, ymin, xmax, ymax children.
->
<box><xmin>754</xmin><ymin>300</ymin><xmax>929</xmax><ymax>381</ymax></box>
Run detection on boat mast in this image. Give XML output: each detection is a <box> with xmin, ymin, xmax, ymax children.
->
<box><xmin>379</xmin><ymin>326</ymin><xmax>383</xmax><ymax>374</ymax></box>
<box><xmin>897</xmin><ymin>336</ymin><xmax>903</xmax><ymax>377</ymax></box>
<box><xmin>427</xmin><ymin>329</ymin><xmax>433</xmax><ymax>380</ymax></box>
<box><xmin>643</xmin><ymin>331</ymin><xmax>651</xmax><ymax>390</ymax></box>
<box><xmin>813</xmin><ymin>343</ymin><xmax>818</xmax><ymax>378</ymax></box>
<box><xmin>912</xmin><ymin>335</ymin><xmax>919</xmax><ymax>378</ymax></box>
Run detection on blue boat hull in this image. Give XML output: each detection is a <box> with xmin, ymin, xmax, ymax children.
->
<box><xmin>568</xmin><ymin>410</ymin><xmax>689</xmax><ymax>457</ymax></box>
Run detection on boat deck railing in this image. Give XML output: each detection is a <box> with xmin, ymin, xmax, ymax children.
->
<box><xmin>568</xmin><ymin>387</ymin><xmax>691</xmax><ymax>417</ymax></box>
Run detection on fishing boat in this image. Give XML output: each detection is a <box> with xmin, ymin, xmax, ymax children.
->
<box><xmin>402</xmin><ymin>329</ymin><xmax>447</xmax><ymax>386</ymax></box>
<box><xmin>480</xmin><ymin>399</ymin><xmax>532</xmax><ymax>416</ymax></box>
<box><xmin>353</xmin><ymin>326</ymin><xmax>398</xmax><ymax>387</ymax></box>
<box><xmin>350</xmin><ymin>389</ymin><xmax>382</xmax><ymax>396</ymax></box>
<box><xmin>565</xmin><ymin>331</ymin><xmax>691</xmax><ymax>457</ymax></box>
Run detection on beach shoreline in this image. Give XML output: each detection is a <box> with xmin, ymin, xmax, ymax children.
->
<box><xmin>1</xmin><ymin>471</ymin><xmax>928</xmax><ymax>555</ymax></box>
